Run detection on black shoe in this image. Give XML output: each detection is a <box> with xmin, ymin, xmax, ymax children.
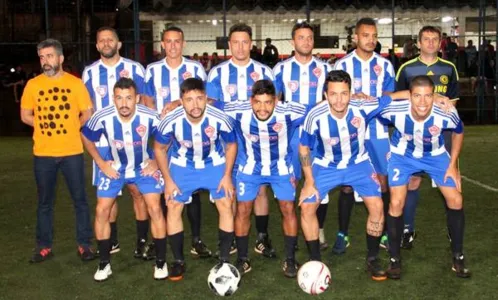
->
<box><xmin>77</xmin><ymin>245</ymin><xmax>96</xmax><ymax>261</ymax></box>
<box><xmin>452</xmin><ymin>254</ymin><xmax>471</xmax><ymax>278</ymax></box>
<box><xmin>169</xmin><ymin>260</ymin><xmax>186</xmax><ymax>281</ymax></box>
<box><xmin>282</xmin><ymin>258</ymin><xmax>299</xmax><ymax>278</ymax></box>
<box><xmin>235</xmin><ymin>258</ymin><xmax>252</xmax><ymax>276</ymax></box>
<box><xmin>190</xmin><ymin>240</ymin><xmax>212</xmax><ymax>258</ymax></box>
<box><xmin>254</xmin><ymin>233</ymin><xmax>276</xmax><ymax>258</ymax></box>
<box><xmin>386</xmin><ymin>257</ymin><xmax>402</xmax><ymax>280</ymax></box>
<box><xmin>30</xmin><ymin>247</ymin><xmax>53</xmax><ymax>263</ymax></box>
<box><xmin>134</xmin><ymin>239</ymin><xmax>146</xmax><ymax>259</ymax></box>
<box><xmin>143</xmin><ymin>242</ymin><xmax>156</xmax><ymax>261</ymax></box>
<box><xmin>401</xmin><ymin>231</ymin><xmax>415</xmax><ymax>250</ymax></box>
<box><xmin>366</xmin><ymin>257</ymin><xmax>387</xmax><ymax>281</ymax></box>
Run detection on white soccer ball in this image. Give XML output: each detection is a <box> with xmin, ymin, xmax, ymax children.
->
<box><xmin>297</xmin><ymin>261</ymin><xmax>331</xmax><ymax>295</ymax></box>
<box><xmin>207</xmin><ymin>263</ymin><xmax>241</xmax><ymax>297</ymax></box>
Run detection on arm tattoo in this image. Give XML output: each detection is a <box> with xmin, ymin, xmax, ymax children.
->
<box><xmin>299</xmin><ymin>153</ymin><xmax>311</xmax><ymax>167</ymax></box>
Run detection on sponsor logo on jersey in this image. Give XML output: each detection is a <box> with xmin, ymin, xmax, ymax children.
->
<box><xmin>136</xmin><ymin>124</ymin><xmax>147</xmax><ymax>137</ymax></box>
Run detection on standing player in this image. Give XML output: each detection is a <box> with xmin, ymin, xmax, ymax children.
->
<box><xmin>81</xmin><ymin>78</ymin><xmax>168</xmax><ymax>282</ymax></box>
<box><xmin>380</xmin><ymin>75</ymin><xmax>470</xmax><ymax>279</ymax></box>
<box><xmin>154</xmin><ymin>78</ymin><xmax>237</xmax><ymax>281</ymax></box>
<box><xmin>207</xmin><ymin>23</ymin><xmax>276</xmax><ymax>258</ymax></box>
<box><xmin>143</xmin><ymin>26</ymin><xmax>211</xmax><ymax>259</ymax></box>
<box><xmin>82</xmin><ymin>26</ymin><xmax>149</xmax><ymax>258</ymax></box>
<box><xmin>395</xmin><ymin>26</ymin><xmax>459</xmax><ymax>249</ymax></box>
<box><xmin>217</xmin><ymin>80</ymin><xmax>306</xmax><ymax>278</ymax></box>
<box><xmin>332</xmin><ymin>18</ymin><xmax>395</xmax><ymax>253</ymax></box>
<box><xmin>273</xmin><ymin>21</ymin><xmax>332</xmax><ymax>250</ymax></box>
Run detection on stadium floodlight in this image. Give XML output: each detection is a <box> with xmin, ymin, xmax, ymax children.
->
<box><xmin>442</xmin><ymin>16</ymin><xmax>454</xmax><ymax>22</ymax></box>
<box><xmin>378</xmin><ymin>18</ymin><xmax>392</xmax><ymax>24</ymax></box>
<box><xmin>212</xmin><ymin>20</ymin><xmax>217</xmax><ymax>26</ymax></box>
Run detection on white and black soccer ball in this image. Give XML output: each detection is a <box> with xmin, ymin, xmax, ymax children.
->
<box><xmin>297</xmin><ymin>261</ymin><xmax>331</xmax><ymax>295</ymax></box>
<box><xmin>207</xmin><ymin>263</ymin><xmax>241</xmax><ymax>297</ymax></box>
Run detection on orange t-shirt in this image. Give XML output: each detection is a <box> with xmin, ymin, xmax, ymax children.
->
<box><xmin>21</xmin><ymin>72</ymin><xmax>93</xmax><ymax>156</ymax></box>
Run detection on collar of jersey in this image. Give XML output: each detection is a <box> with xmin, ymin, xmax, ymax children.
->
<box><xmin>229</xmin><ymin>58</ymin><xmax>252</xmax><ymax>69</ymax></box>
<box><xmin>353</xmin><ymin>50</ymin><xmax>375</xmax><ymax>63</ymax></box>
<box><xmin>99</xmin><ymin>56</ymin><xmax>124</xmax><ymax>70</ymax></box>
<box><xmin>163</xmin><ymin>56</ymin><xmax>185</xmax><ymax>71</ymax></box>
<box><xmin>417</xmin><ymin>56</ymin><xmax>439</xmax><ymax>67</ymax></box>
<box><xmin>291</xmin><ymin>56</ymin><xmax>315</xmax><ymax>68</ymax></box>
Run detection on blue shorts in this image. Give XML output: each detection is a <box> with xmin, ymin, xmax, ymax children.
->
<box><xmin>92</xmin><ymin>146</ymin><xmax>111</xmax><ymax>186</ymax></box>
<box><xmin>303</xmin><ymin>160</ymin><xmax>381</xmax><ymax>203</ymax></box>
<box><xmin>388</xmin><ymin>152</ymin><xmax>456</xmax><ymax>187</ymax></box>
<box><xmin>365</xmin><ymin>138</ymin><xmax>389</xmax><ymax>176</ymax></box>
<box><xmin>236</xmin><ymin>172</ymin><xmax>296</xmax><ymax>202</ymax></box>
<box><xmin>170</xmin><ymin>163</ymin><xmax>226</xmax><ymax>203</ymax></box>
<box><xmin>97</xmin><ymin>170</ymin><xmax>164</xmax><ymax>198</ymax></box>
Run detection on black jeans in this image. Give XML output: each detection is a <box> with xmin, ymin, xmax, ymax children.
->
<box><xmin>34</xmin><ymin>154</ymin><xmax>93</xmax><ymax>248</ymax></box>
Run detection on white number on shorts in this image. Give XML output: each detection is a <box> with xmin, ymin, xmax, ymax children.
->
<box><xmin>98</xmin><ymin>177</ymin><xmax>111</xmax><ymax>191</ymax></box>
<box><xmin>238</xmin><ymin>182</ymin><xmax>245</xmax><ymax>196</ymax></box>
<box><xmin>392</xmin><ymin>168</ymin><xmax>400</xmax><ymax>182</ymax></box>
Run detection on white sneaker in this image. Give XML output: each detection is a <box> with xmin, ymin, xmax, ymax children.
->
<box><xmin>94</xmin><ymin>262</ymin><xmax>112</xmax><ymax>282</ymax></box>
<box><xmin>154</xmin><ymin>262</ymin><xmax>169</xmax><ymax>280</ymax></box>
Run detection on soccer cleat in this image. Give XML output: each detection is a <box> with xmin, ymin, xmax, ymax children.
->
<box><xmin>30</xmin><ymin>247</ymin><xmax>53</xmax><ymax>263</ymax></box>
<box><xmin>379</xmin><ymin>234</ymin><xmax>389</xmax><ymax>251</ymax></box>
<box><xmin>94</xmin><ymin>262</ymin><xmax>112</xmax><ymax>282</ymax></box>
<box><xmin>169</xmin><ymin>261</ymin><xmax>186</xmax><ymax>281</ymax></box>
<box><xmin>143</xmin><ymin>242</ymin><xmax>156</xmax><ymax>261</ymax></box>
<box><xmin>154</xmin><ymin>260</ymin><xmax>169</xmax><ymax>280</ymax></box>
<box><xmin>331</xmin><ymin>233</ymin><xmax>350</xmax><ymax>255</ymax></box>
<box><xmin>235</xmin><ymin>258</ymin><xmax>252</xmax><ymax>275</ymax></box>
<box><xmin>110</xmin><ymin>242</ymin><xmax>120</xmax><ymax>254</ymax></box>
<box><xmin>366</xmin><ymin>257</ymin><xmax>387</xmax><ymax>281</ymax></box>
<box><xmin>401</xmin><ymin>230</ymin><xmax>416</xmax><ymax>250</ymax></box>
<box><xmin>452</xmin><ymin>254</ymin><xmax>471</xmax><ymax>278</ymax></box>
<box><xmin>386</xmin><ymin>257</ymin><xmax>402</xmax><ymax>280</ymax></box>
<box><xmin>77</xmin><ymin>245</ymin><xmax>96</xmax><ymax>261</ymax></box>
<box><xmin>254</xmin><ymin>233</ymin><xmax>277</xmax><ymax>258</ymax></box>
<box><xmin>282</xmin><ymin>259</ymin><xmax>299</xmax><ymax>278</ymax></box>
<box><xmin>134</xmin><ymin>239</ymin><xmax>147</xmax><ymax>259</ymax></box>
<box><xmin>190</xmin><ymin>240</ymin><xmax>212</xmax><ymax>258</ymax></box>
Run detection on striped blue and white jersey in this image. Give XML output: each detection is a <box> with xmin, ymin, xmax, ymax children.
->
<box><xmin>219</xmin><ymin>100</ymin><xmax>308</xmax><ymax>176</ymax></box>
<box><xmin>155</xmin><ymin>105</ymin><xmax>236</xmax><ymax>169</ymax></box>
<box><xmin>82</xmin><ymin>104</ymin><xmax>160</xmax><ymax>179</ymax></box>
<box><xmin>273</xmin><ymin>56</ymin><xmax>332</xmax><ymax>107</ymax></box>
<box><xmin>144</xmin><ymin>57</ymin><xmax>207</xmax><ymax>113</ymax></box>
<box><xmin>333</xmin><ymin>50</ymin><xmax>395</xmax><ymax>140</ymax></box>
<box><xmin>206</xmin><ymin>59</ymin><xmax>275</xmax><ymax>102</ymax></box>
<box><xmin>379</xmin><ymin>101</ymin><xmax>463</xmax><ymax>158</ymax></box>
<box><xmin>300</xmin><ymin>96</ymin><xmax>392</xmax><ymax>169</ymax></box>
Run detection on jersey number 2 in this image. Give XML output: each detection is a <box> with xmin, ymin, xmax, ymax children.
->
<box><xmin>392</xmin><ymin>168</ymin><xmax>400</xmax><ymax>182</ymax></box>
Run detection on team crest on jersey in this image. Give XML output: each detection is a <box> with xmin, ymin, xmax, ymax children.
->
<box><xmin>429</xmin><ymin>125</ymin><xmax>440</xmax><ymax>136</ymax></box>
<box><xmin>403</xmin><ymin>134</ymin><xmax>413</xmax><ymax>141</ymax></box>
<box><xmin>371</xmin><ymin>173</ymin><xmax>380</xmax><ymax>185</ymax></box>
<box><xmin>181</xmin><ymin>140</ymin><xmax>193</xmax><ymax>148</ymax></box>
<box><xmin>250</xmin><ymin>72</ymin><xmax>260</xmax><ymax>82</ymax></box>
<box><xmin>96</xmin><ymin>86</ymin><xmax>108</xmax><ymax>98</ymax></box>
<box><xmin>353</xmin><ymin>78</ymin><xmax>362</xmax><ymax>90</ymax></box>
<box><xmin>373</xmin><ymin>65</ymin><xmax>382</xmax><ymax>76</ymax></box>
<box><xmin>440</xmin><ymin>75</ymin><xmax>449</xmax><ymax>84</ymax></box>
<box><xmin>351</xmin><ymin>116</ymin><xmax>362</xmax><ymax>128</ymax></box>
<box><xmin>136</xmin><ymin>124</ymin><xmax>147</xmax><ymax>137</ymax></box>
<box><xmin>288</xmin><ymin>81</ymin><xmax>299</xmax><ymax>93</ymax></box>
<box><xmin>113</xmin><ymin>140</ymin><xmax>124</xmax><ymax>150</ymax></box>
<box><xmin>249</xmin><ymin>134</ymin><xmax>259</xmax><ymax>143</ymax></box>
<box><xmin>182</xmin><ymin>72</ymin><xmax>193</xmax><ymax>80</ymax></box>
<box><xmin>119</xmin><ymin>69</ymin><xmax>130</xmax><ymax>78</ymax></box>
<box><xmin>158</xmin><ymin>87</ymin><xmax>170</xmax><ymax>98</ymax></box>
<box><xmin>272</xmin><ymin>123</ymin><xmax>283</xmax><ymax>133</ymax></box>
<box><xmin>204</xmin><ymin>126</ymin><xmax>216</xmax><ymax>138</ymax></box>
<box><xmin>328</xmin><ymin>137</ymin><xmax>339</xmax><ymax>146</ymax></box>
<box><xmin>225</xmin><ymin>84</ymin><xmax>237</xmax><ymax>97</ymax></box>
<box><xmin>312</xmin><ymin>67</ymin><xmax>322</xmax><ymax>78</ymax></box>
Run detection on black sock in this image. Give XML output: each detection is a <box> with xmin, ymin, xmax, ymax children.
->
<box><xmin>97</xmin><ymin>239</ymin><xmax>111</xmax><ymax>263</ymax></box>
<box><xmin>110</xmin><ymin>222</ymin><xmax>118</xmax><ymax>244</ymax></box>
<box><xmin>447</xmin><ymin>208</ymin><xmax>465</xmax><ymax>255</ymax></box>
<box><xmin>284</xmin><ymin>235</ymin><xmax>297</xmax><ymax>260</ymax></box>
<box><xmin>306</xmin><ymin>239</ymin><xmax>321</xmax><ymax>261</ymax></box>
<box><xmin>255</xmin><ymin>215</ymin><xmax>269</xmax><ymax>235</ymax></box>
<box><xmin>236</xmin><ymin>235</ymin><xmax>249</xmax><ymax>260</ymax></box>
<box><xmin>381</xmin><ymin>192</ymin><xmax>390</xmax><ymax>233</ymax></box>
<box><xmin>317</xmin><ymin>203</ymin><xmax>329</xmax><ymax>229</ymax></box>
<box><xmin>169</xmin><ymin>231</ymin><xmax>185</xmax><ymax>261</ymax></box>
<box><xmin>160</xmin><ymin>194</ymin><xmax>167</xmax><ymax>216</ymax></box>
<box><xmin>136</xmin><ymin>220</ymin><xmax>149</xmax><ymax>242</ymax></box>
<box><xmin>219</xmin><ymin>229</ymin><xmax>234</xmax><ymax>261</ymax></box>
<box><xmin>387</xmin><ymin>214</ymin><xmax>403</xmax><ymax>259</ymax></box>
<box><xmin>187</xmin><ymin>193</ymin><xmax>202</xmax><ymax>240</ymax></box>
<box><xmin>366</xmin><ymin>234</ymin><xmax>381</xmax><ymax>259</ymax></box>
<box><xmin>338</xmin><ymin>191</ymin><xmax>355</xmax><ymax>235</ymax></box>
<box><xmin>154</xmin><ymin>237</ymin><xmax>167</xmax><ymax>262</ymax></box>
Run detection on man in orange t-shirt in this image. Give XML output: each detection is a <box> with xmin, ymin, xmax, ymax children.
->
<box><xmin>21</xmin><ymin>39</ymin><xmax>95</xmax><ymax>263</ymax></box>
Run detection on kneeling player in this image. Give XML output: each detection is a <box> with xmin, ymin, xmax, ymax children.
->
<box><xmin>81</xmin><ymin>78</ymin><xmax>167</xmax><ymax>282</ymax></box>
<box><xmin>380</xmin><ymin>75</ymin><xmax>470</xmax><ymax>279</ymax></box>
<box><xmin>154</xmin><ymin>78</ymin><xmax>237</xmax><ymax>281</ymax></box>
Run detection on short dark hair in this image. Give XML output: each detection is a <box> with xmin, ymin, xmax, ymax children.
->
<box><xmin>251</xmin><ymin>80</ymin><xmax>276</xmax><ymax>97</ymax></box>
<box><xmin>162</xmin><ymin>26</ymin><xmax>184</xmax><ymax>41</ymax></box>
<box><xmin>355</xmin><ymin>18</ymin><xmax>376</xmax><ymax>33</ymax></box>
<box><xmin>181</xmin><ymin>78</ymin><xmax>205</xmax><ymax>96</ymax></box>
<box><xmin>96</xmin><ymin>26</ymin><xmax>119</xmax><ymax>40</ymax></box>
<box><xmin>291</xmin><ymin>21</ymin><xmax>313</xmax><ymax>39</ymax></box>
<box><xmin>418</xmin><ymin>26</ymin><xmax>441</xmax><ymax>41</ymax></box>
<box><xmin>114</xmin><ymin>77</ymin><xmax>137</xmax><ymax>93</ymax></box>
<box><xmin>325</xmin><ymin>70</ymin><xmax>351</xmax><ymax>91</ymax></box>
<box><xmin>409</xmin><ymin>75</ymin><xmax>434</xmax><ymax>92</ymax></box>
<box><xmin>37</xmin><ymin>39</ymin><xmax>63</xmax><ymax>56</ymax></box>
<box><xmin>229</xmin><ymin>23</ymin><xmax>252</xmax><ymax>40</ymax></box>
